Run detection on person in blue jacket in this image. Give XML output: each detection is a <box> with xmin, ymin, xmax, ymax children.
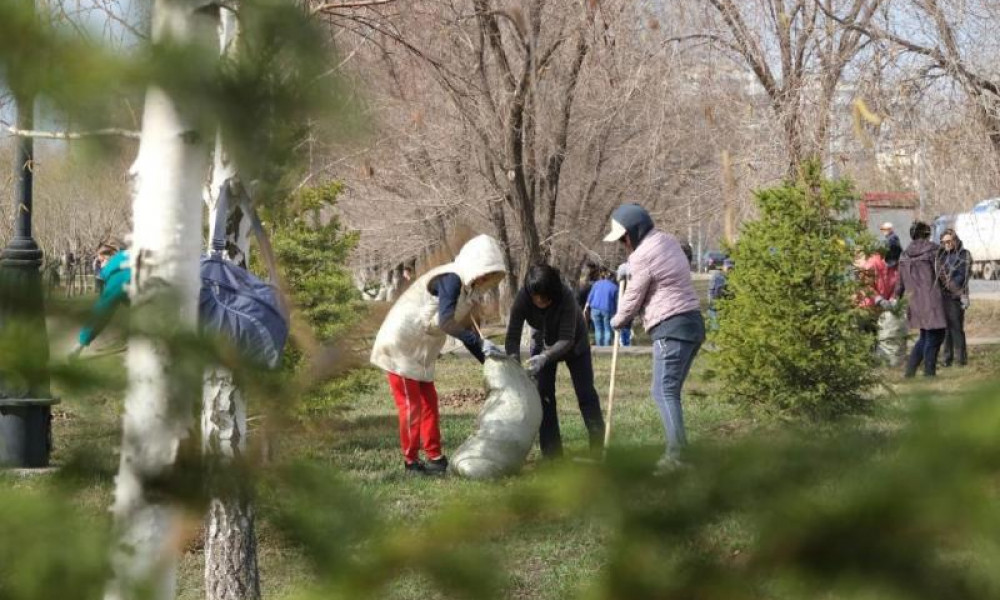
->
<box><xmin>585</xmin><ymin>270</ymin><xmax>618</xmax><ymax>346</ymax></box>
<box><xmin>71</xmin><ymin>244</ymin><xmax>130</xmax><ymax>357</ymax></box>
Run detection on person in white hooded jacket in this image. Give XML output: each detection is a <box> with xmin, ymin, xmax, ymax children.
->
<box><xmin>370</xmin><ymin>234</ymin><xmax>507</xmax><ymax>475</ymax></box>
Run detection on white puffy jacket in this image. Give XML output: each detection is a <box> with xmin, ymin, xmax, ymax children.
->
<box><xmin>370</xmin><ymin>234</ymin><xmax>506</xmax><ymax>381</ymax></box>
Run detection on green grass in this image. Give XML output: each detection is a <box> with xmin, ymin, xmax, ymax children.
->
<box><xmin>19</xmin><ymin>337</ymin><xmax>1000</xmax><ymax>599</ymax></box>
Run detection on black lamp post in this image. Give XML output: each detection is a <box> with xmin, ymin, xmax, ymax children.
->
<box><xmin>0</xmin><ymin>82</ymin><xmax>57</xmax><ymax>468</ymax></box>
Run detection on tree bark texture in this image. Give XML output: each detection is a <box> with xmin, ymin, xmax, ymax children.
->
<box><xmin>104</xmin><ymin>2</ymin><xmax>214</xmax><ymax>598</ymax></box>
<box><xmin>202</xmin><ymin>368</ymin><xmax>260</xmax><ymax>600</ymax></box>
<box><xmin>201</xmin><ymin>6</ymin><xmax>262</xmax><ymax>598</ymax></box>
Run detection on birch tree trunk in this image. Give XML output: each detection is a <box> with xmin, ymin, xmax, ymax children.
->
<box><xmin>105</xmin><ymin>2</ymin><xmax>214</xmax><ymax>599</ymax></box>
<box><xmin>201</xmin><ymin>9</ymin><xmax>262</xmax><ymax>600</ymax></box>
<box><xmin>202</xmin><ymin>366</ymin><xmax>260</xmax><ymax>600</ymax></box>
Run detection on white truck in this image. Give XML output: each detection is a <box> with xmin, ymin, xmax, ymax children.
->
<box><xmin>954</xmin><ymin>198</ymin><xmax>1000</xmax><ymax>280</ymax></box>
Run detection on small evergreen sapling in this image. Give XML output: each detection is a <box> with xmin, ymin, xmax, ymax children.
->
<box><xmin>260</xmin><ymin>182</ymin><xmax>371</xmax><ymax>414</ymax></box>
<box><xmin>713</xmin><ymin>162</ymin><xmax>877</xmax><ymax>419</ymax></box>
<box><xmin>263</xmin><ymin>181</ymin><xmax>362</xmax><ymax>347</ymax></box>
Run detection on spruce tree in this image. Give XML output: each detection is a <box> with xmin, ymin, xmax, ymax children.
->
<box><xmin>713</xmin><ymin>161</ymin><xmax>876</xmax><ymax>418</ymax></box>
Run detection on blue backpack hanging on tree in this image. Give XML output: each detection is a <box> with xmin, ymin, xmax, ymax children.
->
<box><xmin>199</xmin><ymin>180</ymin><xmax>289</xmax><ymax>367</ymax></box>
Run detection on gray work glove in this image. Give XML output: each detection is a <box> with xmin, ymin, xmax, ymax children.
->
<box><xmin>481</xmin><ymin>338</ymin><xmax>506</xmax><ymax>359</ymax></box>
<box><xmin>68</xmin><ymin>344</ymin><xmax>85</xmax><ymax>361</ymax></box>
<box><xmin>525</xmin><ymin>354</ymin><xmax>548</xmax><ymax>376</ymax></box>
<box><xmin>960</xmin><ymin>295</ymin><xmax>971</xmax><ymax>310</ymax></box>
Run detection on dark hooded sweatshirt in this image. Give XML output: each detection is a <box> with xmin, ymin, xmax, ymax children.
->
<box><xmin>505</xmin><ymin>284</ymin><xmax>590</xmax><ymax>363</ymax></box>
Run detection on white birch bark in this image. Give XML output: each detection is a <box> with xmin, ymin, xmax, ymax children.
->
<box><xmin>201</xmin><ymin>7</ymin><xmax>262</xmax><ymax>599</ymax></box>
<box><xmin>202</xmin><ymin>367</ymin><xmax>260</xmax><ymax>600</ymax></box>
<box><xmin>105</xmin><ymin>2</ymin><xmax>214</xmax><ymax>599</ymax></box>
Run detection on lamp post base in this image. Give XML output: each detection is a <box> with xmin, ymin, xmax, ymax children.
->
<box><xmin>0</xmin><ymin>236</ymin><xmax>53</xmax><ymax>469</ymax></box>
<box><xmin>0</xmin><ymin>398</ymin><xmax>59</xmax><ymax>468</ymax></box>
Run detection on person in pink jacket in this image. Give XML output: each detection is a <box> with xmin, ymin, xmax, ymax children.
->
<box><xmin>604</xmin><ymin>204</ymin><xmax>705</xmax><ymax>470</ymax></box>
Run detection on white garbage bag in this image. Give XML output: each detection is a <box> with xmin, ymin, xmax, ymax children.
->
<box><xmin>452</xmin><ymin>355</ymin><xmax>542</xmax><ymax>479</ymax></box>
<box><xmin>877</xmin><ymin>310</ymin><xmax>908</xmax><ymax>367</ymax></box>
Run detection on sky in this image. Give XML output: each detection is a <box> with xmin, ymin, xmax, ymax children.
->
<box><xmin>1</xmin><ymin>0</ymin><xmax>146</xmax><ymax>144</ymax></box>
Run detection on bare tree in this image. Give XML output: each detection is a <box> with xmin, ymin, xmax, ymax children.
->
<box><xmin>826</xmin><ymin>0</ymin><xmax>1000</xmax><ymax>168</ymax></box>
<box><xmin>319</xmin><ymin>0</ymin><xmax>727</xmax><ymax>285</ymax></box>
<box><xmin>692</xmin><ymin>0</ymin><xmax>886</xmax><ymax>173</ymax></box>
<box><xmin>322</xmin><ymin>0</ymin><xmax>595</xmax><ymax>280</ymax></box>
<box><xmin>305</xmin><ymin>0</ymin><xmax>1000</xmax><ymax>287</ymax></box>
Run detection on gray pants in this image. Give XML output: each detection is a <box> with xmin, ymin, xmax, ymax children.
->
<box><xmin>652</xmin><ymin>337</ymin><xmax>701</xmax><ymax>458</ymax></box>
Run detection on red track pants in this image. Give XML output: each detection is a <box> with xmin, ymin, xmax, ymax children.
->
<box><xmin>386</xmin><ymin>372</ymin><xmax>442</xmax><ymax>464</ymax></box>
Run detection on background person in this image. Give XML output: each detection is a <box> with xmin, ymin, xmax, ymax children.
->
<box><xmin>880</xmin><ymin>222</ymin><xmax>902</xmax><ymax>269</ymax></box>
<box><xmin>62</xmin><ymin>250</ymin><xmax>77</xmax><ymax>297</ymax></box>
<box><xmin>707</xmin><ymin>258</ymin><xmax>733</xmax><ymax>329</ymax></box>
<box><xmin>857</xmin><ymin>250</ymin><xmax>897</xmax><ymax>309</ymax></box>
<box><xmin>605</xmin><ymin>204</ymin><xmax>704</xmax><ymax>470</ymax></box>
<box><xmin>93</xmin><ymin>241</ymin><xmax>119</xmax><ymax>294</ymax></box>
<box><xmin>859</xmin><ymin>249</ymin><xmax>907</xmax><ymax>367</ymax></box>
<box><xmin>585</xmin><ymin>270</ymin><xmax>618</xmax><ymax>346</ymax></box>
<box><xmin>505</xmin><ymin>264</ymin><xmax>605</xmax><ymax>459</ymax></box>
<box><xmin>935</xmin><ymin>228</ymin><xmax>972</xmax><ymax>367</ymax></box>
<box><xmin>92</xmin><ymin>254</ymin><xmax>103</xmax><ymax>293</ymax></box>
<box><xmin>576</xmin><ymin>268</ymin><xmax>596</xmax><ymax>335</ymax></box>
<box><xmin>680</xmin><ymin>239</ymin><xmax>694</xmax><ymax>267</ymax></box>
<box><xmin>615</xmin><ymin>262</ymin><xmax>632</xmax><ymax>346</ymax></box>
<box><xmin>370</xmin><ymin>234</ymin><xmax>507</xmax><ymax>476</ymax></box>
<box><xmin>894</xmin><ymin>221</ymin><xmax>946</xmax><ymax>377</ymax></box>
<box><xmin>71</xmin><ymin>240</ymin><xmax>129</xmax><ymax>358</ymax></box>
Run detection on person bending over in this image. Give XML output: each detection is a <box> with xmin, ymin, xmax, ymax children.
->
<box><xmin>505</xmin><ymin>264</ymin><xmax>605</xmax><ymax>459</ymax></box>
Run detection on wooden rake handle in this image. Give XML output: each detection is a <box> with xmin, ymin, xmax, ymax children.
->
<box><xmin>602</xmin><ymin>278</ymin><xmax>627</xmax><ymax>460</ymax></box>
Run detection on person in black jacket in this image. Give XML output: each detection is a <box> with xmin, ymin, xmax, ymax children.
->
<box><xmin>880</xmin><ymin>222</ymin><xmax>903</xmax><ymax>269</ymax></box>
<box><xmin>935</xmin><ymin>228</ymin><xmax>972</xmax><ymax>367</ymax></box>
<box><xmin>680</xmin><ymin>240</ymin><xmax>694</xmax><ymax>266</ymax></box>
<box><xmin>505</xmin><ymin>264</ymin><xmax>605</xmax><ymax>458</ymax></box>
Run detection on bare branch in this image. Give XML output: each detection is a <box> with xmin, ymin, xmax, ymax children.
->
<box><xmin>311</xmin><ymin>0</ymin><xmax>396</xmax><ymax>14</ymax></box>
<box><xmin>814</xmin><ymin>0</ymin><xmax>1000</xmax><ymax>97</ymax></box>
<box><xmin>5</xmin><ymin>127</ymin><xmax>141</xmax><ymax>140</ymax></box>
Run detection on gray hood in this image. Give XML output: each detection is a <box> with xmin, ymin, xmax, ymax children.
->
<box><xmin>606</xmin><ymin>204</ymin><xmax>655</xmax><ymax>246</ymax></box>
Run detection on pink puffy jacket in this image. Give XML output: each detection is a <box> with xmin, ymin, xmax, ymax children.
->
<box><xmin>611</xmin><ymin>230</ymin><xmax>700</xmax><ymax>331</ymax></box>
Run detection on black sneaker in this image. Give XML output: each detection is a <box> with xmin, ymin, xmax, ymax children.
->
<box><xmin>424</xmin><ymin>455</ymin><xmax>448</xmax><ymax>475</ymax></box>
<box><xmin>405</xmin><ymin>460</ymin><xmax>427</xmax><ymax>476</ymax></box>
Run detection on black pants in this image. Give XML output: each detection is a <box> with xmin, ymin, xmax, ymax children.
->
<box><xmin>942</xmin><ymin>297</ymin><xmax>967</xmax><ymax>366</ymax></box>
<box><xmin>536</xmin><ymin>349</ymin><xmax>605</xmax><ymax>458</ymax></box>
<box><xmin>906</xmin><ymin>328</ymin><xmax>946</xmax><ymax>377</ymax></box>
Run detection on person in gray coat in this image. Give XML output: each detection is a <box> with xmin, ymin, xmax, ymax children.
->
<box><xmin>893</xmin><ymin>221</ymin><xmax>946</xmax><ymax>377</ymax></box>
